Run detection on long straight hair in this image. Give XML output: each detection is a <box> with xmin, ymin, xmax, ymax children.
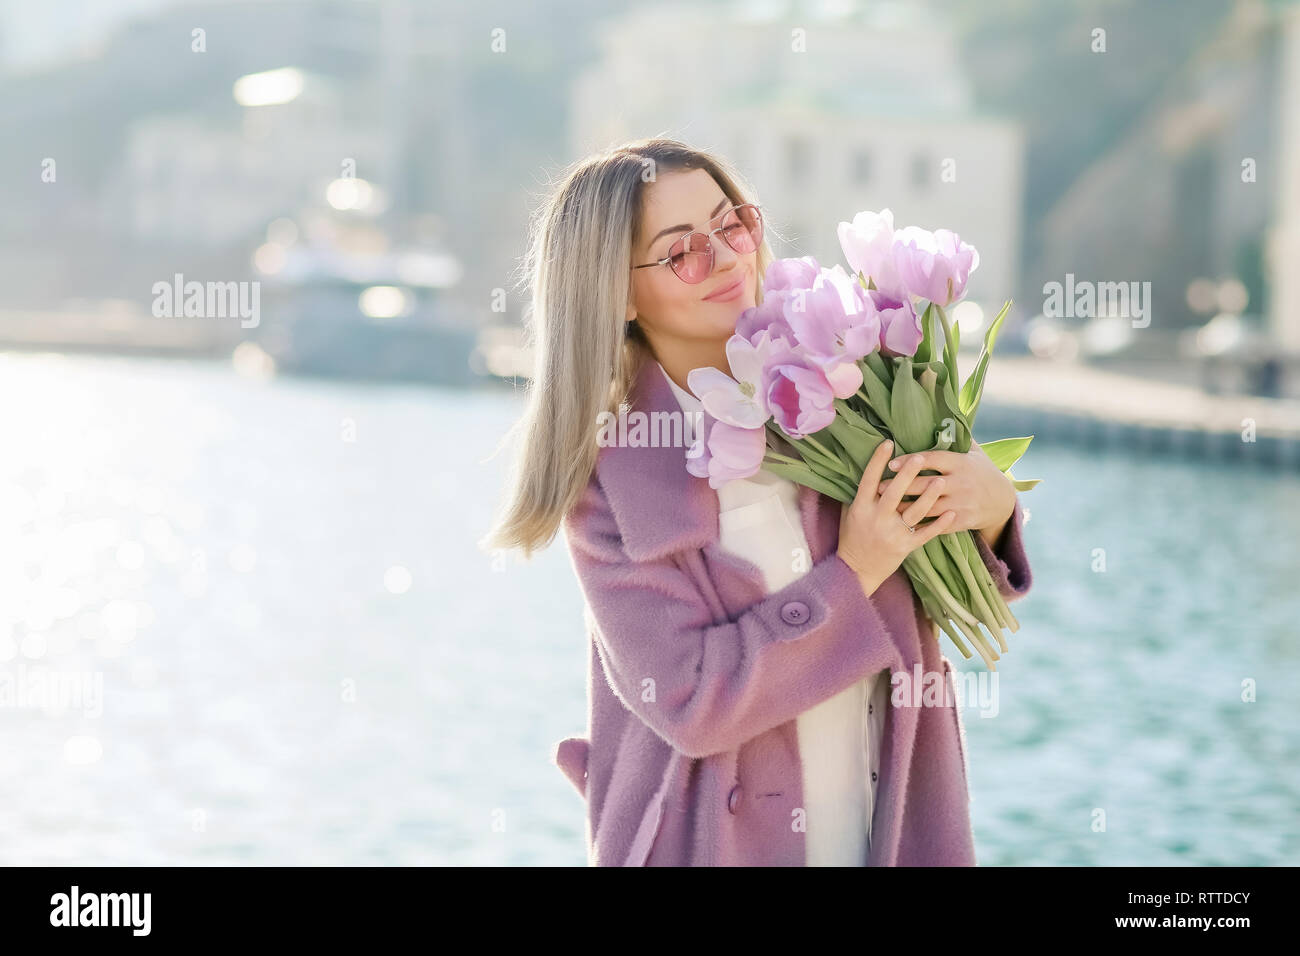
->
<box><xmin>481</xmin><ymin>137</ymin><xmax>774</xmax><ymax>558</ymax></box>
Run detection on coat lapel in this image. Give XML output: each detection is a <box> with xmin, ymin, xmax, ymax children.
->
<box><xmin>595</xmin><ymin>357</ymin><xmax>831</xmax><ymax>564</ymax></box>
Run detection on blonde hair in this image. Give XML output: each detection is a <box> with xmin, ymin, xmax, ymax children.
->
<box><xmin>481</xmin><ymin>137</ymin><xmax>775</xmax><ymax>558</ymax></box>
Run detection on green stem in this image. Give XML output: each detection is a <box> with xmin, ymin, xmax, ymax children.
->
<box><xmin>935</xmin><ymin>614</ymin><xmax>973</xmax><ymax>661</ymax></box>
<box><xmin>971</xmin><ymin>555</ymin><xmax>1015</xmax><ymax>641</ymax></box>
<box><xmin>810</xmin><ymin>466</ymin><xmax>859</xmax><ymax>501</ymax></box>
<box><xmin>955</xmin><ymin>616</ymin><xmax>1000</xmax><ymax>671</ymax></box>
<box><xmin>902</xmin><ymin>552</ymin><xmax>979</xmax><ymax>627</ymax></box>
<box><xmin>916</xmin><ymin>587</ymin><xmax>973</xmax><ymax>660</ymax></box>
<box><xmin>907</xmin><ymin>566</ymin><xmax>963</xmax><ymax>654</ymax></box>
<box><xmin>943</xmin><ymin>533</ymin><xmax>1003</xmax><ymax>638</ymax></box>
<box><xmin>963</xmin><ymin>533</ymin><xmax>1021</xmax><ymax>635</ymax></box>
<box><xmin>801</xmin><ymin>433</ymin><xmax>850</xmax><ymax>475</ymax></box>
<box><xmin>775</xmin><ymin>424</ymin><xmax>839</xmax><ymax>473</ymax></box>
<box><xmin>763</xmin><ymin>450</ymin><xmax>805</xmax><ymax>467</ymax></box>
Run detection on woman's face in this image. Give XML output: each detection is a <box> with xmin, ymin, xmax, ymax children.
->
<box><xmin>626</xmin><ymin>167</ymin><xmax>759</xmax><ymax>348</ymax></box>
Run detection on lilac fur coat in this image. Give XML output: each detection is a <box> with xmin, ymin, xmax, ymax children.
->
<box><xmin>553</xmin><ymin>357</ymin><xmax>1033</xmax><ymax>866</ymax></box>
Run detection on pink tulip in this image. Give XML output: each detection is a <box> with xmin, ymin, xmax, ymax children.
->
<box><xmin>869</xmin><ymin>289</ymin><xmax>923</xmax><ymax>357</ymax></box>
<box><xmin>837</xmin><ymin>208</ymin><xmax>906</xmax><ymax>299</ymax></box>
<box><xmin>686</xmin><ymin>333</ymin><xmax>778</xmax><ymax>429</ymax></box>
<box><xmin>782</xmin><ymin>264</ymin><xmax>879</xmax><ymax>397</ymax></box>
<box><xmin>735</xmin><ymin>294</ymin><xmax>797</xmax><ymax>348</ymax></box>
<box><xmin>686</xmin><ymin>409</ymin><xmax>767</xmax><ymax>488</ymax></box>
<box><xmin>891</xmin><ymin>226</ymin><xmax>979</xmax><ymax>307</ymax></box>
<box><xmin>762</xmin><ymin>255</ymin><xmax>822</xmax><ymax>292</ymax></box>
<box><xmin>735</xmin><ymin>256</ymin><xmax>820</xmax><ymax>347</ymax></box>
<box><xmin>762</xmin><ymin>344</ymin><xmax>837</xmax><ymax>439</ymax></box>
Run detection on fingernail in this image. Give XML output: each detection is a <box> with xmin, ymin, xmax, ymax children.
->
<box><xmin>890</xmin><ymin>458</ymin><xmax>903</xmax><ymax>469</ymax></box>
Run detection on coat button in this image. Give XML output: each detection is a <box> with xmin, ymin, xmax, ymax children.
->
<box><xmin>871</xmin><ymin>771</ymin><xmax>878</xmax><ymax>782</ymax></box>
<box><xmin>727</xmin><ymin>784</ymin><xmax>743</xmax><ymax>814</ymax></box>
<box><xmin>779</xmin><ymin>600</ymin><xmax>810</xmax><ymax>625</ymax></box>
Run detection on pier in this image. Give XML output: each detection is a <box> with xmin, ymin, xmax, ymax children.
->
<box><xmin>975</xmin><ymin>356</ymin><xmax>1300</xmax><ymax>470</ymax></box>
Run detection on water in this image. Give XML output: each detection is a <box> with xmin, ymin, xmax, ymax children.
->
<box><xmin>0</xmin><ymin>352</ymin><xmax>1295</xmax><ymax>865</ymax></box>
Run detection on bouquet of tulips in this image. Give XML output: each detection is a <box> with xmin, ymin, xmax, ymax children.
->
<box><xmin>685</xmin><ymin>209</ymin><xmax>1040</xmax><ymax>669</ymax></box>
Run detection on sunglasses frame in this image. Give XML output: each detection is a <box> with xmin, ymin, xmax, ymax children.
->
<box><xmin>630</xmin><ymin>202</ymin><xmax>764</xmax><ymax>284</ymax></box>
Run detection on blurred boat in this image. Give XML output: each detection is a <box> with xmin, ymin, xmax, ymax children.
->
<box><xmin>253</xmin><ymin>238</ymin><xmax>479</xmax><ymax>386</ymax></box>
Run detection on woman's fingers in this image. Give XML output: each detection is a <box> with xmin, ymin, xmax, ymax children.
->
<box><xmin>901</xmin><ymin>475</ymin><xmax>944</xmax><ymax>528</ymax></box>
<box><xmin>880</xmin><ymin>454</ymin><xmax>926</xmax><ymax>513</ymax></box>
<box><xmin>890</xmin><ymin>450</ymin><xmax>960</xmax><ymax>475</ymax></box>
<box><xmin>878</xmin><ymin>474</ymin><xmax>942</xmax><ymax>499</ymax></box>
<box><xmin>853</xmin><ymin>440</ymin><xmax>894</xmax><ymax>512</ymax></box>
<box><xmin>918</xmin><ymin>509</ymin><xmax>957</xmax><ymax>542</ymax></box>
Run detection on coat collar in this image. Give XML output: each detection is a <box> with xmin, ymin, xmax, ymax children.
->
<box><xmin>594</xmin><ymin>356</ymin><xmax>825</xmax><ymax>563</ymax></box>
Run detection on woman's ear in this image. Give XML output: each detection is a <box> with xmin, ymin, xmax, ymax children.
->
<box><xmin>625</xmin><ymin>302</ymin><xmax>637</xmax><ymax>324</ymax></box>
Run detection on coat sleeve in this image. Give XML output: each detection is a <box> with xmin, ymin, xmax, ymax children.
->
<box><xmin>972</xmin><ymin>495</ymin><xmax>1033</xmax><ymax>604</ymax></box>
<box><xmin>563</xmin><ymin>472</ymin><xmax>903</xmax><ymax>760</ymax></box>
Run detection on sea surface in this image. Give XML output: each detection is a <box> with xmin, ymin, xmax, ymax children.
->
<box><xmin>0</xmin><ymin>352</ymin><xmax>1295</xmax><ymax>865</ymax></box>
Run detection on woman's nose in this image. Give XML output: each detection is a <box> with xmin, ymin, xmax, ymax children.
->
<box><xmin>711</xmin><ymin>231</ymin><xmax>740</xmax><ymax>269</ymax></box>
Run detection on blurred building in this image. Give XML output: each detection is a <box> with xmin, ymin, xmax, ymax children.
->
<box><xmin>570</xmin><ymin>0</ymin><xmax>1024</xmax><ymax>306</ymax></box>
<box><xmin>104</xmin><ymin>71</ymin><xmax>390</xmax><ymax>247</ymax></box>
<box><xmin>1035</xmin><ymin>0</ymin><xmax>1300</xmax><ymax>353</ymax></box>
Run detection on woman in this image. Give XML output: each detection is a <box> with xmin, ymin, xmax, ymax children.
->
<box><xmin>483</xmin><ymin>138</ymin><xmax>1032</xmax><ymax>866</ymax></box>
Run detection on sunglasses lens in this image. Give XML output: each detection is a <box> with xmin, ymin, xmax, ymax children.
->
<box><xmin>669</xmin><ymin>232</ymin><xmax>713</xmax><ymax>283</ymax></box>
<box><xmin>720</xmin><ymin>204</ymin><xmax>763</xmax><ymax>254</ymax></box>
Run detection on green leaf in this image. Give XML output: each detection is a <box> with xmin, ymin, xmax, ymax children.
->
<box><xmin>781</xmin><ymin>431</ymin><xmax>842</xmax><ymax>476</ymax></box>
<box><xmin>859</xmin><ymin>359</ymin><xmax>895</xmax><ymax>428</ymax></box>
<box><xmin>864</xmin><ymin>407</ymin><xmax>891</xmax><ymax>433</ymax></box>
<box><xmin>980</xmin><ymin>435</ymin><xmax>1034</xmax><ymax>472</ymax></box>
<box><xmin>1006</xmin><ymin>467</ymin><xmax>1042</xmax><ymax>492</ymax></box>
<box><xmin>914</xmin><ymin>303</ymin><xmax>935</xmax><ymax>364</ymax></box>
<box><xmin>941</xmin><ymin>361</ymin><xmax>959</xmax><ymax>405</ymax></box>
<box><xmin>763</xmin><ymin>459</ymin><xmax>854</xmax><ymax>502</ymax></box>
<box><xmin>933</xmin><ymin>303</ymin><xmax>961</xmax><ymax>394</ymax></box>
<box><xmin>832</xmin><ymin>398</ymin><xmax>886</xmax><ymax>439</ymax></box>
<box><xmin>864</xmin><ymin>351</ymin><xmax>893</xmax><ymax>387</ymax></box>
<box><xmin>826</xmin><ymin>414</ymin><xmax>883</xmax><ymax>473</ymax></box>
<box><xmin>890</xmin><ymin>356</ymin><xmax>937</xmax><ymax>453</ymax></box>
<box><xmin>919</xmin><ymin>365</ymin><xmax>939</xmax><ymax>404</ymax></box>
<box><xmin>958</xmin><ymin>299</ymin><xmax>1012</xmax><ymax>426</ymax></box>
<box><xmin>804</xmin><ymin>446</ymin><xmax>861</xmax><ymax>493</ymax></box>
<box><xmin>932</xmin><ymin>373</ymin><xmax>970</xmax><ymax>452</ymax></box>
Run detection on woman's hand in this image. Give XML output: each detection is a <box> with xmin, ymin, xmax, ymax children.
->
<box><xmin>837</xmin><ymin>440</ymin><xmax>957</xmax><ymax>597</ymax></box>
<box><xmin>875</xmin><ymin>439</ymin><xmax>1017</xmax><ymax>548</ymax></box>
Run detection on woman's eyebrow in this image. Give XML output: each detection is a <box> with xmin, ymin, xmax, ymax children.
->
<box><xmin>646</xmin><ymin>196</ymin><xmax>730</xmax><ymax>247</ymax></box>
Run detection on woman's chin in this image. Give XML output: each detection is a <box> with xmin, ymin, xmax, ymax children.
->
<box><xmin>703</xmin><ymin>319</ymin><xmax>741</xmax><ymax>341</ymax></box>
<box><xmin>706</xmin><ymin>299</ymin><xmax>756</xmax><ymax>337</ymax></box>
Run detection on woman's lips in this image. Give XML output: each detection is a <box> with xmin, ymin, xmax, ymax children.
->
<box><xmin>704</xmin><ymin>271</ymin><xmax>747</xmax><ymax>302</ymax></box>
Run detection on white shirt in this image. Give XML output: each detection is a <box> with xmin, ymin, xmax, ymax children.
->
<box><xmin>657</xmin><ymin>361</ymin><xmax>888</xmax><ymax>866</ymax></box>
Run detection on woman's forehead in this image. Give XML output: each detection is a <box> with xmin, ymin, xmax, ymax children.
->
<box><xmin>639</xmin><ymin>171</ymin><xmax>727</xmax><ymax>245</ymax></box>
